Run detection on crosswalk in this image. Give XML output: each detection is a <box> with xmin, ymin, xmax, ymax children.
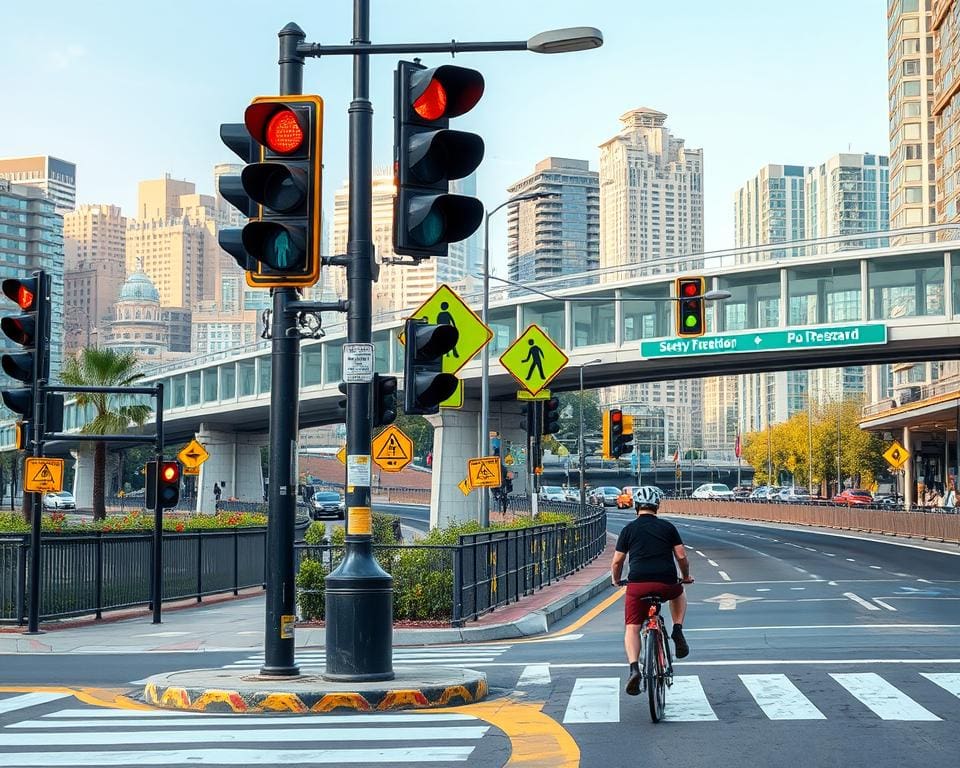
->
<box><xmin>223</xmin><ymin>644</ymin><xmax>512</xmax><ymax>670</ymax></box>
<box><xmin>0</xmin><ymin>702</ymin><xmax>491</xmax><ymax>766</ymax></box>
<box><xmin>546</xmin><ymin>670</ymin><xmax>960</xmax><ymax>724</ymax></box>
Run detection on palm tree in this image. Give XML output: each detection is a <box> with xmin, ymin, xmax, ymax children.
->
<box><xmin>60</xmin><ymin>348</ymin><xmax>152</xmax><ymax>521</ymax></box>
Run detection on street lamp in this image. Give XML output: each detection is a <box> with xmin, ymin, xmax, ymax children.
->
<box><xmin>579</xmin><ymin>358</ymin><xmax>602</xmax><ymax>507</ymax></box>
<box><xmin>479</xmin><ymin>191</ymin><xmax>555</xmax><ymax>527</ymax></box>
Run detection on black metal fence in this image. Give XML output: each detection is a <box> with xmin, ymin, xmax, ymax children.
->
<box><xmin>0</xmin><ymin>528</ymin><xmax>269</xmax><ymax>624</ymax></box>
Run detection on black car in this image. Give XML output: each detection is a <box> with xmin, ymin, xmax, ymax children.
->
<box><xmin>310</xmin><ymin>491</ymin><xmax>345</xmax><ymax>520</ymax></box>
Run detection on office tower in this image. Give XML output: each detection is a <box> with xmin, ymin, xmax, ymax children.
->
<box><xmin>0</xmin><ymin>180</ymin><xmax>65</xmax><ymax>383</ymax></box>
<box><xmin>702</xmin><ymin>376</ymin><xmax>739</xmax><ymax>458</ymax></box>
<box><xmin>598</xmin><ymin>108</ymin><xmax>704</xmax><ymax>450</ymax></box>
<box><xmin>63</xmin><ymin>204</ymin><xmax>127</xmax><ymax>356</ymax></box>
<box><xmin>734</xmin><ymin>164</ymin><xmax>810</xmax><ymax>260</ymax></box>
<box><xmin>505</xmin><ymin>157</ymin><xmax>599</xmax><ymax>282</ymax></box>
<box><xmin>805</xmin><ymin>153</ymin><xmax>890</xmax><ymax>243</ymax></box>
<box><xmin>0</xmin><ymin>155</ymin><xmax>76</xmax><ymax>212</ymax></box>
<box><xmin>213</xmin><ymin>163</ymin><xmax>246</xmax><ymax>228</ymax></box>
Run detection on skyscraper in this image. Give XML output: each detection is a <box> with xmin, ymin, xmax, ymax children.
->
<box><xmin>505</xmin><ymin>157</ymin><xmax>599</xmax><ymax>282</ymax></box>
<box><xmin>805</xmin><ymin>153</ymin><xmax>890</xmax><ymax>244</ymax></box>
<box><xmin>734</xmin><ymin>164</ymin><xmax>809</xmax><ymax>259</ymax></box>
<box><xmin>449</xmin><ymin>172</ymin><xmax>482</xmax><ymax>285</ymax></box>
<box><xmin>598</xmin><ymin>108</ymin><xmax>704</xmax><ymax>450</ymax></box>
<box><xmin>0</xmin><ymin>155</ymin><xmax>76</xmax><ymax>212</ymax></box>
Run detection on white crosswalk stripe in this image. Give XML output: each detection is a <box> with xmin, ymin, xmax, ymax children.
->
<box><xmin>562</xmin><ymin>678</ymin><xmax>620</xmax><ymax>723</ymax></box>
<box><xmin>921</xmin><ymin>672</ymin><xmax>960</xmax><ymax>700</ymax></box>
<box><xmin>224</xmin><ymin>644</ymin><xmax>511</xmax><ymax>669</ymax></box>
<box><xmin>830</xmin><ymin>673</ymin><xmax>941</xmax><ymax>721</ymax></box>
<box><xmin>0</xmin><ymin>693</ymin><xmax>71</xmax><ymax>715</ymax></box>
<box><xmin>739</xmin><ymin>674</ymin><xmax>825</xmax><ymax>720</ymax></box>
<box><xmin>516</xmin><ymin>664</ymin><xmax>552</xmax><ymax>687</ymax></box>
<box><xmin>662</xmin><ymin>676</ymin><xmax>718</xmax><ymax>722</ymax></box>
<box><xmin>2</xmin><ymin>708</ymin><xmax>488</xmax><ymax>766</ymax></box>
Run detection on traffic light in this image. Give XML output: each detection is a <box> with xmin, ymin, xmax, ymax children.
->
<box><xmin>676</xmin><ymin>276</ymin><xmax>706</xmax><ymax>337</ymax></box>
<box><xmin>1</xmin><ymin>273</ymin><xmax>49</xmax><ymax>429</ymax></box>
<box><xmin>602</xmin><ymin>408</ymin><xmax>627</xmax><ymax>459</ymax></box>
<box><xmin>618</xmin><ymin>414</ymin><xmax>635</xmax><ymax>458</ymax></box>
<box><xmin>373</xmin><ymin>373</ymin><xmax>398</xmax><ymax>428</ymax></box>
<box><xmin>218</xmin><ymin>95</ymin><xmax>324</xmax><ymax>287</ymax></box>
<box><xmin>146</xmin><ymin>460</ymin><xmax>181</xmax><ymax>509</ymax></box>
<box><xmin>393</xmin><ymin>61</ymin><xmax>485</xmax><ymax>259</ymax></box>
<box><xmin>403</xmin><ymin>317</ymin><xmax>459</xmax><ymax>415</ymax></box>
<box><xmin>542</xmin><ymin>397</ymin><xmax>561</xmax><ymax>436</ymax></box>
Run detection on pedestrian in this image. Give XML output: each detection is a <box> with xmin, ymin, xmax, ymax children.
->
<box><xmin>943</xmin><ymin>486</ymin><xmax>956</xmax><ymax>510</ymax></box>
<box><xmin>213</xmin><ymin>482</ymin><xmax>222</xmax><ymax>507</ymax></box>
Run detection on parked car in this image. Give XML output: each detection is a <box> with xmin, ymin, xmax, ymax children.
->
<box><xmin>617</xmin><ymin>486</ymin><xmax>640</xmax><ymax>509</ymax></box>
<box><xmin>875</xmin><ymin>494</ymin><xmax>903</xmax><ymax>507</ymax></box>
<box><xmin>691</xmin><ymin>483</ymin><xmax>735</xmax><ymax>500</ymax></box>
<box><xmin>562</xmin><ymin>487</ymin><xmax>580</xmax><ymax>503</ymax></box>
<box><xmin>731</xmin><ymin>486</ymin><xmax>753</xmax><ymax>499</ymax></box>
<box><xmin>310</xmin><ymin>490</ymin><xmax>345</xmax><ymax>520</ymax></box>
<box><xmin>749</xmin><ymin>486</ymin><xmax>780</xmax><ymax>501</ymax></box>
<box><xmin>539</xmin><ymin>486</ymin><xmax>567</xmax><ymax>503</ymax></box>
<box><xmin>777</xmin><ymin>487</ymin><xmax>812</xmax><ymax>503</ymax></box>
<box><xmin>834</xmin><ymin>489</ymin><xmax>874</xmax><ymax>506</ymax></box>
<box><xmin>589</xmin><ymin>486</ymin><xmax>622</xmax><ymax>506</ymax></box>
<box><xmin>43</xmin><ymin>491</ymin><xmax>76</xmax><ymax>510</ymax></box>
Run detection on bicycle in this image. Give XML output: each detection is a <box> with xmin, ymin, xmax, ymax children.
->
<box><xmin>620</xmin><ymin>582</ymin><xmax>674</xmax><ymax>722</ymax></box>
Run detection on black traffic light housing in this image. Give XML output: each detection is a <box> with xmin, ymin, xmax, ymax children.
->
<box><xmin>373</xmin><ymin>373</ymin><xmax>398</xmax><ymax>428</ymax></box>
<box><xmin>146</xmin><ymin>460</ymin><xmax>181</xmax><ymax>510</ymax></box>
<box><xmin>542</xmin><ymin>397</ymin><xmax>561</xmax><ymax>436</ymax></box>
<box><xmin>218</xmin><ymin>95</ymin><xmax>324</xmax><ymax>287</ymax></box>
<box><xmin>1</xmin><ymin>273</ymin><xmax>50</xmax><ymax>438</ymax></box>
<box><xmin>608</xmin><ymin>408</ymin><xmax>624</xmax><ymax>459</ymax></box>
<box><xmin>403</xmin><ymin>317</ymin><xmax>459</xmax><ymax>415</ymax></box>
<box><xmin>394</xmin><ymin>61</ymin><xmax>485</xmax><ymax>259</ymax></box>
<box><xmin>676</xmin><ymin>276</ymin><xmax>706</xmax><ymax>337</ymax></box>
<box><xmin>617</xmin><ymin>414</ymin><xmax>634</xmax><ymax>458</ymax></box>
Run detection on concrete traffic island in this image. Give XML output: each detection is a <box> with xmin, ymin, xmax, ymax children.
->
<box><xmin>140</xmin><ymin>666</ymin><xmax>487</xmax><ymax>714</ymax></box>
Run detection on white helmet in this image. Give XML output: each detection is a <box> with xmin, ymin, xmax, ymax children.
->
<box><xmin>634</xmin><ymin>486</ymin><xmax>662</xmax><ymax>510</ymax></box>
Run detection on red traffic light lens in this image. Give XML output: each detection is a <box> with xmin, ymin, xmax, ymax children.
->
<box><xmin>265</xmin><ymin>109</ymin><xmax>304</xmax><ymax>154</ymax></box>
<box><xmin>611</xmin><ymin>411</ymin><xmax>622</xmax><ymax>423</ymax></box>
<box><xmin>414</xmin><ymin>79</ymin><xmax>448</xmax><ymax>120</ymax></box>
<box><xmin>16</xmin><ymin>286</ymin><xmax>35</xmax><ymax>311</ymax></box>
<box><xmin>682</xmin><ymin>281</ymin><xmax>699</xmax><ymax>297</ymax></box>
<box><xmin>161</xmin><ymin>463</ymin><xmax>179</xmax><ymax>483</ymax></box>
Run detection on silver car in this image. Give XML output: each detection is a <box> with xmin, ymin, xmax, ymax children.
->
<box><xmin>310</xmin><ymin>491</ymin><xmax>345</xmax><ymax>520</ymax></box>
<box><xmin>43</xmin><ymin>491</ymin><xmax>76</xmax><ymax>510</ymax></box>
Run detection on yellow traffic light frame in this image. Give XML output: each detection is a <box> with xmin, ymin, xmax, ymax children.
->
<box><xmin>675</xmin><ymin>276</ymin><xmax>706</xmax><ymax>337</ymax></box>
<box><xmin>245</xmin><ymin>94</ymin><xmax>324</xmax><ymax>289</ymax></box>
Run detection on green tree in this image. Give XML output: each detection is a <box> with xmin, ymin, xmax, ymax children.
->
<box><xmin>393</xmin><ymin>409</ymin><xmax>433</xmax><ymax>458</ymax></box>
<box><xmin>60</xmin><ymin>348</ymin><xmax>153</xmax><ymax>520</ymax></box>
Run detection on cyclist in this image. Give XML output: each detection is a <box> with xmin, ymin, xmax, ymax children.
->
<box><xmin>611</xmin><ymin>486</ymin><xmax>694</xmax><ymax>695</ymax></box>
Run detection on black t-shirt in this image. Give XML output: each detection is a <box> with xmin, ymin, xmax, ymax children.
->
<box><xmin>616</xmin><ymin>514</ymin><xmax>683</xmax><ymax>584</ymax></box>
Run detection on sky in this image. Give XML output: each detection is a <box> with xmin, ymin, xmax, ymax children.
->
<box><xmin>1</xmin><ymin>0</ymin><xmax>889</xmax><ymax>274</ymax></box>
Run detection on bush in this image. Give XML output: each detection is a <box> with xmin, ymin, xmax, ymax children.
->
<box><xmin>304</xmin><ymin>521</ymin><xmax>326</xmax><ymax>545</ymax></box>
<box><xmin>0</xmin><ymin>510</ymin><xmax>269</xmax><ymax>535</ymax></box>
<box><xmin>296</xmin><ymin>558</ymin><xmax>327</xmax><ymax>620</ymax></box>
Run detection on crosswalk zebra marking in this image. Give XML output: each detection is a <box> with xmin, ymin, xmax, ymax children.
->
<box><xmin>224</xmin><ymin>645</ymin><xmax>511</xmax><ymax>669</ymax></box>
<box><xmin>13</xmin><ymin>712</ymin><xmax>476</xmax><ymax>729</ymax></box>
<box><xmin>830</xmin><ymin>673</ymin><xmax>941</xmax><ymax>721</ymax></box>
<box><xmin>921</xmin><ymin>672</ymin><xmax>960</xmax><ymax>700</ymax></box>
<box><xmin>0</xmin><ymin>693</ymin><xmax>71</xmax><ymax>715</ymax></box>
<box><xmin>739</xmin><ymin>674</ymin><xmax>826</xmax><ymax>720</ymax></box>
<box><xmin>562</xmin><ymin>678</ymin><xmax>620</xmax><ymax>723</ymax></box>
<box><xmin>662</xmin><ymin>676</ymin><xmax>718</xmax><ymax>721</ymax></box>
<box><xmin>516</xmin><ymin>664</ymin><xmax>552</xmax><ymax>687</ymax></box>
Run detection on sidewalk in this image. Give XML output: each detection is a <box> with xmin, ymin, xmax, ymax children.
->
<box><xmin>0</xmin><ymin>535</ymin><xmax>618</xmax><ymax>654</ymax></box>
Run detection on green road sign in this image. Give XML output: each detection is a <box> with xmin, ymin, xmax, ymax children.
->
<box><xmin>640</xmin><ymin>323</ymin><xmax>887</xmax><ymax>359</ymax></box>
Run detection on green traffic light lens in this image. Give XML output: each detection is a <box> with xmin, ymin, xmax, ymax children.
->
<box><xmin>412</xmin><ymin>209</ymin><xmax>445</xmax><ymax>247</ymax></box>
<box><xmin>684</xmin><ymin>315</ymin><xmax>698</xmax><ymax>328</ymax></box>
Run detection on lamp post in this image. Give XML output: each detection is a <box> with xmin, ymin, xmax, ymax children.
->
<box><xmin>479</xmin><ymin>191</ymin><xmax>554</xmax><ymax>527</ymax></box>
<box><xmin>578</xmin><ymin>358</ymin><xmax>602</xmax><ymax>508</ymax></box>
<box><xmin>807</xmin><ymin>390</ymin><xmax>814</xmax><ymax>495</ymax></box>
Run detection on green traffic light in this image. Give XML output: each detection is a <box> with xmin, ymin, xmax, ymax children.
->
<box><xmin>684</xmin><ymin>315</ymin><xmax>698</xmax><ymax>328</ymax></box>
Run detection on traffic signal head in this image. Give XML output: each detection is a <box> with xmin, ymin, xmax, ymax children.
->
<box><xmin>218</xmin><ymin>96</ymin><xmax>323</xmax><ymax>287</ymax></box>
<box><xmin>618</xmin><ymin>414</ymin><xmax>634</xmax><ymax>458</ymax></box>
<box><xmin>403</xmin><ymin>317</ymin><xmax>459</xmax><ymax>415</ymax></box>
<box><xmin>676</xmin><ymin>276</ymin><xmax>706</xmax><ymax>337</ymax></box>
<box><xmin>373</xmin><ymin>373</ymin><xmax>398</xmax><ymax>428</ymax></box>
<box><xmin>542</xmin><ymin>397</ymin><xmax>561</xmax><ymax>436</ymax></box>
<box><xmin>1</xmin><ymin>273</ymin><xmax>49</xmax><ymax>425</ymax></box>
<box><xmin>609</xmin><ymin>408</ymin><xmax>624</xmax><ymax>458</ymax></box>
<box><xmin>159</xmin><ymin>461</ymin><xmax>181</xmax><ymax>508</ymax></box>
<box><xmin>394</xmin><ymin>61</ymin><xmax>485</xmax><ymax>259</ymax></box>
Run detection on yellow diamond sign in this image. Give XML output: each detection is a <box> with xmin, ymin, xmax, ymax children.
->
<box><xmin>499</xmin><ymin>324</ymin><xmax>569</xmax><ymax>396</ymax></box>
<box><xmin>177</xmin><ymin>439</ymin><xmax>209</xmax><ymax>469</ymax></box>
<box><xmin>883</xmin><ymin>440</ymin><xmax>910</xmax><ymax>470</ymax></box>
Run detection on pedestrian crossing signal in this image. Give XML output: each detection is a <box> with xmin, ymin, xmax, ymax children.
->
<box><xmin>403</xmin><ymin>317</ymin><xmax>459</xmax><ymax>415</ymax></box>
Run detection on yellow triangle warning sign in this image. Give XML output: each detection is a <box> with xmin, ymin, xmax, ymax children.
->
<box><xmin>24</xmin><ymin>457</ymin><xmax>64</xmax><ymax>492</ymax></box>
<box><xmin>33</xmin><ymin>464</ymin><xmax>54</xmax><ymax>483</ymax></box>
<box><xmin>375</xmin><ymin>434</ymin><xmax>405</xmax><ymax>459</ymax></box>
<box><xmin>371</xmin><ymin>425</ymin><xmax>414</xmax><ymax>473</ymax></box>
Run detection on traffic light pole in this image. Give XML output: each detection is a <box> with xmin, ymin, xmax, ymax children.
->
<box><xmin>25</xmin><ymin>271</ymin><xmax>48</xmax><ymax>634</ymax></box>
<box><xmin>151</xmin><ymin>383</ymin><xmax>164</xmax><ymax>625</ymax></box>
<box><xmin>259</xmin><ymin>22</ymin><xmax>305</xmax><ymax>678</ymax></box>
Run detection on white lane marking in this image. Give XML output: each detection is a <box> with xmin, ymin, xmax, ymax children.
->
<box><xmin>873</xmin><ymin>599</ymin><xmax>898</xmax><ymax>612</ymax></box>
<box><xmin>846</xmin><ymin>558</ymin><xmax>856</xmax><ymax>562</ymax></box>
<box><xmin>830</xmin><ymin>673</ymin><xmax>941</xmax><ymax>721</ymax></box>
<box><xmin>892</xmin><ymin>572</ymin><xmax>911</xmax><ymax>577</ymax></box>
<box><xmin>869</xmin><ymin>566</ymin><xmax>883</xmax><ymax>570</ymax></box>
<box><xmin>756</xmin><ymin>588</ymin><xmax>771</xmax><ymax>592</ymax></box>
<box><xmin>843</xmin><ymin>592</ymin><xmax>880</xmax><ymax>611</ymax></box>
<box><xmin>739</xmin><ymin>674</ymin><xmax>826</xmax><ymax>720</ymax></box>
<box><xmin>824</xmin><ymin>553</ymin><xmax>836</xmax><ymax>557</ymax></box>
<box><xmin>828</xmin><ymin>581</ymin><xmax>838</xmax><ymax>586</ymax></box>
<box><xmin>662</xmin><ymin>676</ymin><xmax>717</xmax><ymax>721</ymax></box>
<box><xmin>39</xmin><ymin>710</ymin><xmax>473</xmax><ymax>722</ymax></box>
<box><xmin>794</xmin><ymin>567</ymin><xmax>807</xmax><ymax>573</ymax></box>
<box><xmin>921</xmin><ymin>672</ymin><xmax>960</xmax><ymax>699</ymax></box>
<box><xmin>718</xmin><ymin>571</ymin><xmax>731</xmax><ymax>581</ymax></box>
<box><xmin>0</xmin><ymin>747</ymin><xmax>477</xmax><ymax>766</ymax></box>
<box><xmin>0</xmin><ymin>725</ymin><xmax>490</xmax><ymax>747</ymax></box>
<box><xmin>918</xmin><ymin>578</ymin><xmax>932</xmax><ymax>583</ymax></box>
<box><xmin>695</xmin><ymin>550</ymin><xmax>707</xmax><ymax>557</ymax></box>
<box><xmin>0</xmin><ymin>693</ymin><xmax>71</xmax><ymax>715</ymax></box>
<box><xmin>128</xmin><ymin>678</ymin><xmax>151</xmax><ymax>685</ymax></box>
<box><xmin>459</xmin><ymin>658</ymin><xmax>960</xmax><ymax>669</ymax></box>
<box><xmin>516</xmin><ymin>664</ymin><xmax>552</xmax><ymax>687</ymax></box>
<box><xmin>790</xmin><ymin>587</ymin><xmax>806</xmax><ymax>591</ymax></box>
<box><xmin>129</xmin><ymin>632</ymin><xmax>190</xmax><ymax>638</ymax></box>
<box><xmin>562</xmin><ymin>677</ymin><xmax>619</xmax><ymax>723</ymax></box>
<box><xmin>805</xmin><ymin>547</ymin><xmax>817</xmax><ymax>552</ymax></box>
<box><xmin>707</xmin><ymin>559</ymin><xmax>719</xmax><ymax>567</ymax></box>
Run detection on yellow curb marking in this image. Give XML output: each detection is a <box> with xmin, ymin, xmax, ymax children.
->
<box><xmin>260</xmin><ymin>692</ymin><xmax>308</xmax><ymax>712</ymax></box>
<box><xmin>435</xmin><ymin>684</ymin><xmax>476</xmax><ymax>706</ymax></box>
<box><xmin>190</xmin><ymin>689</ymin><xmax>248</xmax><ymax>712</ymax></box>
<box><xmin>311</xmin><ymin>692</ymin><xmax>372</xmax><ymax>712</ymax></box>
<box><xmin>159</xmin><ymin>686</ymin><xmax>192</xmax><ymax>709</ymax></box>
<box><xmin>377</xmin><ymin>690</ymin><xmax>430</xmax><ymax>710</ymax></box>
<box><xmin>0</xmin><ymin>686</ymin><xmax>155</xmax><ymax>711</ymax></box>
<box><xmin>451</xmin><ymin>698</ymin><xmax>579</xmax><ymax>768</ymax></box>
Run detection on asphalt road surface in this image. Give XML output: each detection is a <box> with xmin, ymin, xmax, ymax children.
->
<box><xmin>1</xmin><ymin>513</ymin><xmax>957</xmax><ymax>767</ymax></box>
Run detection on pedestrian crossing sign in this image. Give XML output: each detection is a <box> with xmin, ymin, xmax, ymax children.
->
<box><xmin>499</xmin><ymin>324</ymin><xmax>568</xmax><ymax>396</ymax></box>
<box><xmin>467</xmin><ymin>456</ymin><xmax>502</xmax><ymax>488</ymax></box>
<box><xmin>458</xmin><ymin>477</ymin><xmax>473</xmax><ymax>496</ymax></box>
<box><xmin>883</xmin><ymin>440</ymin><xmax>910</xmax><ymax>470</ymax></box>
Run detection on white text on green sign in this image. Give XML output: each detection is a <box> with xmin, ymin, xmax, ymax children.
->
<box><xmin>640</xmin><ymin>324</ymin><xmax>887</xmax><ymax>358</ymax></box>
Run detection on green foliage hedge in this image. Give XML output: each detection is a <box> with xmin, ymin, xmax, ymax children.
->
<box><xmin>0</xmin><ymin>510</ymin><xmax>269</xmax><ymax>535</ymax></box>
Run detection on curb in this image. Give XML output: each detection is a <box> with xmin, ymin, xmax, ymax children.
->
<box><xmin>142</xmin><ymin>666</ymin><xmax>487</xmax><ymax>713</ymax></box>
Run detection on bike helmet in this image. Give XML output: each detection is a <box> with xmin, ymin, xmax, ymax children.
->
<box><xmin>634</xmin><ymin>486</ymin><xmax>662</xmax><ymax>510</ymax></box>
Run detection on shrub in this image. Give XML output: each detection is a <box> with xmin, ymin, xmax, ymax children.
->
<box><xmin>296</xmin><ymin>558</ymin><xmax>327</xmax><ymax>620</ymax></box>
<box><xmin>304</xmin><ymin>521</ymin><xmax>326</xmax><ymax>545</ymax></box>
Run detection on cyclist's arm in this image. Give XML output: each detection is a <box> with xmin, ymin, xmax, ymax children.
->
<box><xmin>673</xmin><ymin>544</ymin><xmax>693</xmax><ymax>583</ymax></box>
<box><xmin>611</xmin><ymin>550</ymin><xmax>626</xmax><ymax>587</ymax></box>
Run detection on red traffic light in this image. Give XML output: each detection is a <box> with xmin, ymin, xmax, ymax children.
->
<box><xmin>611</xmin><ymin>410</ymin><xmax>622</xmax><ymax>424</ymax></box>
<box><xmin>681</xmin><ymin>281</ymin><xmax>699</xmax><ymax>297</ymax></box>
<box><xmin>2</xmin><ymin>278</ymin><xmax>37</xmax><ymax>311</ymax></box>
<box><xmin>414</xmin><ymin>79</ymin><xmax>447</xmax><ymax>120</ymax></box>
<box><xmin>265</xmin><ymin>109</ymin><xmax>304</xmax><ymax>154</ymax></box>
<box><xmin>406</xmin><ymin>66</ymin><xmax>484</xmax><ymax>122</ymax></box>
<box><xmin>161</xmin><ymin>462</ymin><xmax>180</xmax><ymax>483</ymax></box>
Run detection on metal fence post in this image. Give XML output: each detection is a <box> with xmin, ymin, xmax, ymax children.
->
<box><xmin>196</xmin><ymin>533</ymin><xmax>203</xmax><ymax>602</ymax></box>
<box><xmin>16</xmin><ymin>537</ymin><xmax>27</xmax><ymax>626</ymax></box>
<box><xmin>95</xmin><ymin>532</ymin><xmax>103</xmax><ymax>620</ymax></box>
<box><xmin>233</xmin><ymin>529</ymin><xmax>239</xmax><ymax>596</ymax></box>
<box><xmin>452</xmin><ymin>543</ymin><xmax>463</xmax><ymax>627</ymax></box>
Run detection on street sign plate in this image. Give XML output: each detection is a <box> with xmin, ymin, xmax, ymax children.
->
<box><xmin>883</xmin><ymin>440</ymin><xmax>910</xmax><ymax>470</ymax></box>
<box><xmin>458</xmin><ymin>477</ymin><xmax>473</xmax><ymax>496</ymax></box>
<box><xmin>640</xmin><ymin>323</ymin><xmax>887</xmax><ymax>359</ymax></box>
<box><xmin>342</xmin><ymin>343</ymin><xmax>375</xmax><ymax>383</ymax></box>
<box><xmin>371</xmin><ymin>425</ymin><xmax>414</xmax><ymax>472</ymax></box>
<box><xmin>183</xmin><ymin>466</ymin><xmax>200</xmax><ymax>476</ymax></box>
<box><xmin>517</xmin><ymin>388</ymin><xmax>551</xmax><ymax>401</ymax></box>
<box><xmin>177</xmin><ymin>438</ymin><xmax>209</xmax><ymax>469</ymax></box>
<box><xmin>24</xmin><ymin>457</ymin><xmax>64</xmax><ymax>493</ymax></box>
<box><xmin>336</xmin><ymin>445</ymin><xmax>346</xmax><ymax>465</ymax></box>
<box><xmin>407</xmin><ymin>284</ymin><xmax>494</xmax><ymax>375</ymax></box>
<box><xmin>499</xmin><ymin>324</ymin><xmax>569</xmax><ymax>396</ymax></box>
<box><xmin>467</xmin><ymin>456</ymin><xmax>502</xmax><ymax>488</ymax></box>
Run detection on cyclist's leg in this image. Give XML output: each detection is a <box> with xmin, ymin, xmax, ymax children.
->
<box><xmin>661</xmin><ymin>583</ymin><xmax>689</xmax><ymax>658</ymax></box>
<box><xmin>624</xmin><ymin>584</ymin><xmax>650</xmax><ymax>695</ymax></box>
<box><xmin>624</xmin><ymin>623</ymin><xmax>641</xmax><ymax>664</ymax></box>
<box><xmin>667</xmin><ymin>590</ymin><xmax>687</xmax><ymax>625</ymax></box>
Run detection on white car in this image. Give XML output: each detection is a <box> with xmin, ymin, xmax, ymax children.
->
<box><xmin>562</xmin><ymin>487</ymin><xmax>580</xmax><ymax>503</ymax></box>
<box><xmin>777</xmin><ymin>487</ymin><xmax>812</xmax><ymax>503</ymax></box>
<box><xmin>43</xmin><ymin>491</ymin><xmax>76</xmax><ymax>510</ymax></box>
<box><xmin>691</xmin><ymin>483</ymin><xmax>734</xmax><ymax>500</ymax></box>
<box><xmin>539</xmin><ymin>486</ymin><xmax>567</xmax><ymax>503</ymax></box>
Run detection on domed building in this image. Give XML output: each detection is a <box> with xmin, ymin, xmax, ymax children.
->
<box><xmin>104</xmin><ymin>270</ymin><xmax>168</xmax><ymax>359</ymax></box>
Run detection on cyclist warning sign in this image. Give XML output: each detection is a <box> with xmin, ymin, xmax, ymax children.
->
<box><xmin>24</xmin><ymin>458</ymin><xmax>64</xmax><ymax>492</ymax></box>
<box><xmin>467</xmin><ymin>456</ymin><xmax>502</xmax><ymax>488</ymax></box>
<box><xmin>371</xmin><ymin>425</ymin><xmax>413</xmax><ymax>472</ymax></box>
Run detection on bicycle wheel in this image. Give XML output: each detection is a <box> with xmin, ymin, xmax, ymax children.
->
<box><xmin>645</xmin><ymin>627</ymin><xmax>665</xmax><ymax>722</ymax></box>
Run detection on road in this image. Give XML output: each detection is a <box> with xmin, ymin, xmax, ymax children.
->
<box><xmin>1</xmin><ymin>513</ymin><xmax>957</xmax><ymax>766</ymax></box>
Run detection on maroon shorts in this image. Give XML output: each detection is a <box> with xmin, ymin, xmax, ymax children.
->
<box><xmin>624</xmin><ymin>581</ymin><xmax>683</xmax><ymax>625</ymax></box>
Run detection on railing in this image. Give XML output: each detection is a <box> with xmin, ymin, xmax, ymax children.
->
<box><xmin>0</xmin><ymin>527</ymin><xmax>271</xmax><ymax>624</ymax></box>
<box><xmin>861</xmin><ymin>373</ymin><xmax>960</xmax><ymax>417</ymax></box>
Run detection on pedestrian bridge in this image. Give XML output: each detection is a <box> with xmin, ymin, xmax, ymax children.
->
<box><xmin>4</xmin><ymin>224</ymin><xmax>960</xmax><ymax>448</ymax></box>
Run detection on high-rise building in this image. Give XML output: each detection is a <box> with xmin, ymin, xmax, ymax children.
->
<box><xmin>505</xmin><ymin>157</ymin><xmax>599</xmax><ymax>283</ymax></box>
<box><xmin>450</xmin><ymin>172</ymin><xmax>482</xmax><ymax>286</ymax></box>
<box><xmin>734</xmin><ymin>164</ymin><xmax>810</xmax><ymax>259</ymax></box>
<box><xmin>191</xmin><ymin>303</ymin><xmax>262</xmax><ymax>354</ymax></box>
<box><xmin>63</xmin><ymin>204</ymin><xmax>127</xmax><ymax>356</ymax></box>
<box><xmin>0</xmin><ymin>155</ymin><xmax>76</xmax><ymax>212</ymax></box>
<box><xmin>0</xmin><ymin>179</ymin><xmax>65</xmax><ymax>384</ymax></box>
<box><xmin>598</xmin><ymin>108</ymin><xmax>704</xmax><ymax>450</ymax></box>
<box><xmin>213</xmin><ymin>163</ymin><xmax>246</xmax><ymax>229</ymax></box>
<box><xmin>805</xmin><ymin>153</ymin><xmax>890</xmax><ymax>244</ymax></box>
<box><xmin>701</xmin><ymin>376</ymin><xmax>739</xmax><ymax>458</ymax></box>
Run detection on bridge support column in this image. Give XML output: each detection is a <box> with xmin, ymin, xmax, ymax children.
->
<box><xmin>71</xmin><ymin>445</ymin><xmax>95</xmax><ymax>511</ymax></box>
<box><xmin>195</xmin><ymin>425</ymin><xmax>268</xmax><ymax>513</ymax></box>
<box><xmin>903</xmin><ymin>427</ymin><xmax>914</xmax><ymax>510</ymax></box>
